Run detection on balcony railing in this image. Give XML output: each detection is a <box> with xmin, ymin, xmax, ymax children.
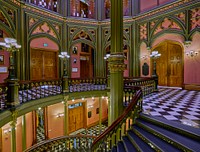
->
<box><xmin>0</xmin><ymin>77</ymin><xmax>156</xmax><ymax>112</ymax></box>
<box><xmin>23</xmin><ymin>85</ymin><xmax>143</xmax><ymax>151</ymax></box>
<box><xmin>24</xmin><ymin>135</ymin><xmax>96</xmax><ymax>152</ymax></box>
<box><xmin>92</xmin><ymin>86</ymin><xmax>143</xmax><ymax>151</ymax></box>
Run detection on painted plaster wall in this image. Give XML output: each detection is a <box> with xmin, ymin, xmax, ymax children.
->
<box><xmin>47</xmin><ymin>103</ymin><xmax>64</xmax><ymax>139</ymax></box>
<box><xmin>26</xmin><ymin>112</ymin><xmax>34</xmax><ymax>149</ymax></box>
<box><xmin>71</xmin><ymin>43</ymin><xmax>81</xmax><ymax>78</ymax></box>
<box><xmin>140</xmin><ymin>0</ymin><xmax>172</xmax><ymax>12</ymax></box>
<box><xmin>140</xmin><ymin>33</ymin><xmax>200</xmax><ymax>85</ymax></box>
<box><xmin>30</xmin><ymin>37</ymin><xmax>59</xmax><ymax>50</ymax></box>
<box><xmin>0</xmin><ymin>32</ymin><xmax>10</xmax><ymax>83</ymax></box>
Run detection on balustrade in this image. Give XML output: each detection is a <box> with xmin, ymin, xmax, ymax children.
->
<box><xmin>68</xmin><ymin>77</ymin><xmax>107</xmax><ymax>92</ymax></box>
<box><xmin>28</xmin><ymin>0</ymin><xmax>59</xmax><ymax>12</ymax></box>
<box><xmin>24</xmin><ymin>135</ymin><xmax>96</xmax><ymax>152</ymax></box>
<box><xmin>92</xmin><ymin>87</ymin><xmax>143</xmax><ymax>151</ymax></box>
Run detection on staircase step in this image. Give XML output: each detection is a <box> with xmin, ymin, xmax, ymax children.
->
<box><xmin>127</xmin><ymin>130</ymin><xmax>154</xmax><ymax>152</ymax></box>
<box><xmin>122</xmin><ymin>136</ymin><xmax>137</xmax><ymax>152</ymax></box>
<box><xmin>136</xmin><ymin>119</ymin><xmax>200</xmax><ymax>151</ymax></box>
<box><xmin>133</xmin><ymin>125</ymin><xmax>180</xmax><ymax>152</ymax></box>
<box><xmin>111</xmin><ymin>146</ymin><xmax>117</xmax><ymax>152</ymax></box>
<box><xmin>117</xmin><ymin>141</ymin><xmax>126</xmax><ymax>152</ymax></box>
<box><xmin>139</xmin><ymin>113</ymin><xmax>200</xmax><ymax>140</ymax></box>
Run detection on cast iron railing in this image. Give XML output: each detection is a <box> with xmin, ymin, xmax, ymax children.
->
<box><xmin>91</xmin><ymin>86</ymin><xmax>142</xmax><ymax>151</ymax></box>
<box><xmin>24</xmin><ymin>135</ymin><xmax>96</xmax><ymax>152</ymax></box>
<box><xmin>0</xmin><ymin>77</ymin><xmax>155</xmax><ymax>111</ymax></box>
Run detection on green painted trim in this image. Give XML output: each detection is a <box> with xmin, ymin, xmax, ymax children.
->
<box><xmin>22</xmin><ymin>115</ymin><xmax>26</xmax><ymax>151</ymax></box>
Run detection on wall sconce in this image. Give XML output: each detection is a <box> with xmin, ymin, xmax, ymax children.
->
<box><xmin>185</xmin><ymin>50</ymin><xmax>199</xmax><ymax>57</ymax></box>
<box><xmin>104</xmin><ymin>54</ymin><xmax>110</xmax><ymax>60</ymax></box>
<box><xmin>0</xmin><ymin>37</ymin><xmax>21</xmax><ymax>80</ymax></box>
<box><xmin>3</xmin><ymin>128</ymin><xmax>11</xmax><ymax>134</ymax></box>
<box><xmin>87</xmin><ymin>105</ymin><xmax>94</xmax><ymax>109</ymax></box>
<box><xmin>140</xmin><ymin>55</ymin><xmax>148</xmax><ymax>60</ymax></box>
<box><xmin>56</xmin><ymin>113</ymin><xmax>64</xmax><ymax>118</ymax></box>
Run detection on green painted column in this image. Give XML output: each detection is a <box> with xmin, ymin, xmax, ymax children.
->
<box><xmin>22</xmin><ymin>115</ymin><xmax>26</xmax><ymax>151</ymax></box>
<box><xmin>64</xmin><ymin>96</ymin><xmax>69</xmax><ymax>135</ymax></box>
<box><xmin>10</xmin><ymin>111</ymin><xmax>18</xmax><ymax>152</ymax></box>
<box><xmin>108</xmin><ymin>0</ymin><xmax>126</xmax><ymax>125</ymax></box>
<box><xmin>99</xmin><ymin>97</ymin><xmax>102</xmax><ymax>134</ymax></box>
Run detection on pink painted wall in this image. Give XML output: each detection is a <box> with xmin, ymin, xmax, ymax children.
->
<box><xmin>47</xmin><ymin>103</ymin><xmax>64</xmax><ymax>139</ymax></box>
<box><xmin>16</xmin><ymin>117</ymin><xmax>22</xmax><ymax>152</ymax></box>
<box><xmin>71</xmin><ymin>43</ymin><xmax>81</xmax><ymax>78</ymax></box>
<box><xmin>140</xmin><ymin>42</ymin><xmax>151</xmax><ymax>77</ymax></box>
<box><xmin>140</xmin><ymin>0</ymin><xmax>157</xmax><ymax>12</ymax></box>
<box><xmin>140</xmin><ymin>0</ymin><xmax>172</xmax><ymax>12</ymax></box>
<box><xmin>26</xmin><ymin>112</ymin><xmax>34</xmax><ymax>149</ymax></box>
<box><xmin>184</xmin><ymin>33</ymin><xmax>200</xmax><ymax>84</ymax></box>
<box><xmin>87</xmin><ymin>97</ymin><xmax>108</xmax><ymax>126</ymax></box>
<box><xmin>30</xmin><ymin>37</ymin><xmax>59</xmax><ymax>50</ymax></box>
<box><xmin>1</xmin><ymin>123</ymin><xmax>11</xmax><ymax>152</ymax></box>
<box><xmin>140</xmin><ymin>33</ymin><xmax>200</xmax><ymax>85</ymax></box>
<box><xmin>0</xmin><ymin>32</ymin><xmax>10</xmax><ymax>83</ymax></box>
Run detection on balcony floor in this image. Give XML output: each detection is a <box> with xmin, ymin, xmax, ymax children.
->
<box><xmin>143</xmin><ymin>86</ymin><xmax>200</xmax><ymax>128</ymax></box>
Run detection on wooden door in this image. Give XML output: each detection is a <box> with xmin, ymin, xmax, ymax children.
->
<box><xmin>80</xmin><ymin>56</ymin><xmax>90</xmax><ymax>78</ymax></box>
<box><xmin>68</xmin><ymin>106</ymin><xmax>84</xmax><ymax>133</ymax></box>
<box><xmin>43</xmin><ymin>51</ymin><xmax>57</xmax><ymax>79</ymax></box>
<box><xmin>168</xmin><ymin>43</ymin><xmax>182</xmax><ymax>87</ymax></box>
<box><xmin>31</xmin><ymin>50</ymin><xmax>43</xmax><ymax>80</ymax></box>
<box><xmin>154</xmin><ymin>41</ymin><xmax>183</xmax><ymax>87</ymax></box>
<box><xmin>30</xmin><ymin>49</ymin><xmax>58</xmax><ymax>80</ymax></box>
<box><xmin>156</xmin><ymin>43</ymin><xmax>168</xmax><ymax>86</ymax></box>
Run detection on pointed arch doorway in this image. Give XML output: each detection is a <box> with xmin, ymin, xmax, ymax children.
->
<box><xmin>153</xmin><ymin>41</ymin><xmax>183</xmax><ymax>87</ymax></box>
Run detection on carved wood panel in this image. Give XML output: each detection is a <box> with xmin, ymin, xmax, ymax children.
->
<box><xmin>31</xmin><ymin>49</ymin><xmax>58</xmax><ymax>80</ymax></box>
<box><xmin>155</xmin><ymin>42</ymin><xmax>183</xmax><ymax>87</ymax></box>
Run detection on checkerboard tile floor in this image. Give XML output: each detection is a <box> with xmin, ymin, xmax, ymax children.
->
<box><xmin>143</xmin><ymin>86</ymin><xmax>200</xmax><ymax>128</ymax></box>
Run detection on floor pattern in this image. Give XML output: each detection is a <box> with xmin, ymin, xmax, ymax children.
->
<box><xmin>143</xmin><ymin>86</ymin><xmax>200</xmax><ymax>128</ymax></box>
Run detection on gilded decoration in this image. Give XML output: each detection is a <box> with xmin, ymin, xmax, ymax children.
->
<box><xmin>69</xmin><ymin>27</ymin><xmax>78</xmax><ymax>39</ymax></box>
<box><xmin>191</xmin><ymin>7</ymin><xmax>200</xmax><ymax>30</ymax></box>
<box><xmin>3</xmin><ymin>7</ymin><xmax>15</xmax><ymax>22</ymax></box>
<box><xmin>29</xmin><ymin>17</ymin><xmax>39</xmax><ymax>29</ymax></box>
<box><xmin>108</xmin><ymin>53</ymin><xmax>126</xmax><ymax>73</ymax></box>
<box><xmin>0</xmin><ymin>11</ymin><xmax>10</xmax><ymax>27</ymax></box>
<box><xmin>10</xmin><ymin>110</ymin><xmax>18</xmax><ymax>127</ymax></box>
<box><xmin>52</xmin><ymin>23</ymin><xmax>60</xmax><ymax>35</ymax></box>
<box><xmin>73</xmin><ymin>30</ymin><xmax>92</xmax><ymax>42</ymax></box>
<box><xmin>140</xmin><ymin>23</ymin><xmax>147</xmax><ymax>40</ymax></box>
<box><xmin>32</xmin><ymin>22</ymin><xmax>57</xmax><ymax>39</ymax></box>
<box><xmin>153</xmin><ymin>18</ymin><xmax>181</xmax><ymax>35</ymax></box>
<box><xmin>175</xmin><ymin>12</ymin><xmax>185</xmax><ymax>24</ymax></box>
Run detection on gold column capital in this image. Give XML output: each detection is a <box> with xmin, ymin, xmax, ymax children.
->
<box><xmin>108</xmin><ymin>52</ymin><xmax>126</xmax><ymax>73</ymax></box>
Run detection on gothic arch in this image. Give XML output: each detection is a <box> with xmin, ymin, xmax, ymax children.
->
<box><xmin>150</xmin><ymin>16</ymin><xmax>186</xmax><ymax>40</ymax></box>
<box><xmin>28</xmin><ymin>21</ymin><xmax>60</xmax><ymax>41</ymax></box>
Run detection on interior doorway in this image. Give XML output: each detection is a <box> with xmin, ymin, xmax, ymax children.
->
<box><xmin>153</xmin><ymin>41</ymin><xmax>183</xmax><ymax>87</ymax></box>
<box><xmin>68</xmin><ymin>103</ymin><xmax>85</xmax><ymax>133</ymax></box>
<box><xmin>30</xmin><ymin>48</ymin><xmax>58</xmax><ymax>80</ymax></box>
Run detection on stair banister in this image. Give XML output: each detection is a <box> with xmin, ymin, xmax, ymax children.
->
<box><xmin>91</xmin><ymin>87</ymin><xmax>142</xmax><ymax>151</ymax></box>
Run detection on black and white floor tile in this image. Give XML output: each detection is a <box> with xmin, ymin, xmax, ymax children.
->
<box><xmin>143</xmin><ymin>86</ymin><xmax>200</xmax><ymax>128</ymax></box>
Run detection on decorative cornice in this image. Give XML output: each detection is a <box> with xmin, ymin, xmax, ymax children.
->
<box><xmin>9</xmin><ymin>0</ymin><xmax>198</xmax><ymax>26</ymax></box>
<box><xmin>134</xmin><ymin>0</ymin><xmax>194</xmax><ymax>22</ymax></box>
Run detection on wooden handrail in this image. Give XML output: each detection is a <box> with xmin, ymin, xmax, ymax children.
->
<box><xmin>24</xmin><ymin>134</ymin><xmax>96</xmax><ymax>152</ymax></box>
<box><xmin>92</xmin><ymin>86</ymin><xmax>142</xmax><ymax>148</ymax></box>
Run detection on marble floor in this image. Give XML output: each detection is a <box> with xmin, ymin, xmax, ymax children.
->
<box><xmin>143</xmin><ymin>86</ymin><xmax>200</xmax><ymax>128</ymax></box>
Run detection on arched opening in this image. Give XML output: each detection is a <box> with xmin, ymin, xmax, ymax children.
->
<box><xmin>152</xmin><ymin>40</ymin><xmax>183</xmax><ymax>87</ymax></box>
<box><xmin>70</xmin><ymin>42</ymin><xmax>94</xmax><ymax>78</ymax></box>
<box><xmin>30</xmin><ymin>37</ymin><xmax>59</xmax><ymax>80</ymax></box>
